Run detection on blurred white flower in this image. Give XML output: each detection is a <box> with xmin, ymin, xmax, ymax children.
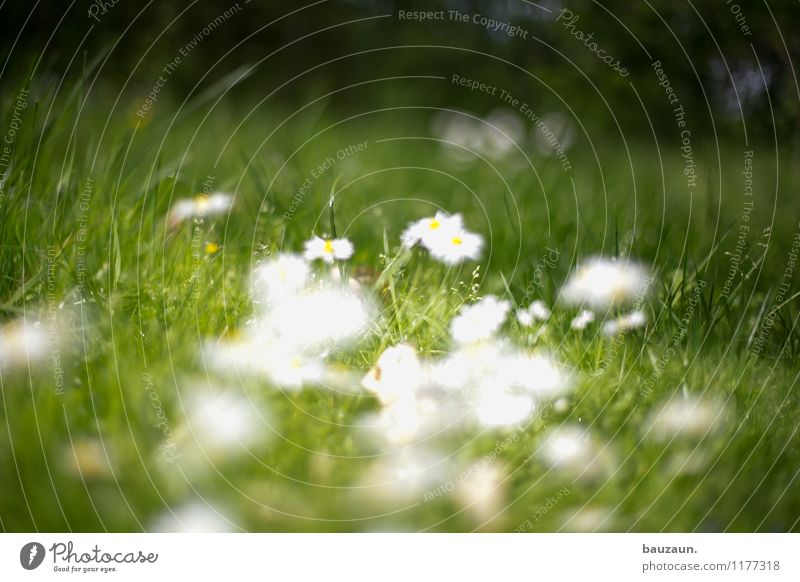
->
<box><xmin>431</xmin><ymin>340</ymin><xmax>567</xmax><ymax>398</ymax></box>
<box><xmin>151</xmin><ymin>501</ymin><xmax>236</xmax><ymax>533</ymax></box>
<box><xmin>370</xmin><ymin>398</ymin><xmax>422</xmax><ymax>444</ymax></box>
<box><xmin>430</xmin><ymin>340</ymin><xmax>566</xmax><ymax>428</ymax></box>
<box><xmin>531</xmin><ymin>300</ymin><xmax>552</xmax><ymax>320</ymax></box>
<box><xmin>533</xmin><ymin>113</ymin><xmax>576</xmax><ymax>155</ymax></box>
<box><xmin>430</xmin><ymin>340</ymin><xmax>506</xmax><ymax>392</ymax></box>
<box><xmin>504</xmin><ymin>352</ymin><xmax>567</xmax><ymax>398</ymax></box>
<box><xmin>649</xmin><ymin>395</ymin><xmax>724</xmax><ymax>440</ymax></box>
<box><xmin>562</xmin><ymin>257</ymin><xmax>650</xmax><ymax>308</ymax></box>
<box><xmin>265</xmin><ymin>286</ymin><xmax>372</xmax><ymax>350</ymax></box>
<box><xmin>401</xmin><ymin>211</ymin><xmax>463</xmax><ymax>249</ymax></box>
<box><xmin>451</xmin><ymin>295</ymin><xmax>510</xmax><ymax>344</ymax></box>
<box><xmin>455</xmin><ymin>461</ymin><xmax>507</xmax><ymax>524</ymax></box>
<box><xmin>539</xmin><ymin>426</ymin><xmax>609</xmax><ymax>478</ymax></box>
<box><xmin>431</xmin><ymin>112</ymin><xmax>485</xmax><ymax>162</ymax></box>
<box><xmin>364</xmin><ymin>449</ymin><xmax>450</xmax><ymax>501</ymax></box>
<box><xmin>63</xmin><ymin>438</ymin><xmax>111</xmax><ymax>478</ymax></box>
<box><xmin>168</xmin><ymin>192</ymin><xmax>233</xmax><ymax>227</ymax></box>
<box><xmin>207</xmin><ymin>337</ymin><xmax>325</xmax><ymax>389</ymax></box>
<box><xmin>303</xmin><ymin>236</ymin><xmax>354</xmax><ymax>263</ymax></box>
<box><xmin>206</xmin><ymin>336</ymin><xmax>263</xmax><ymax>375</ymax></box>
<box><xmin>262</xmin><ymin>346</ymin><xmax>325</xmax><ymax>389</ymax></box>
<box><xmin>252</xmin><ymin>254</ymin><xmax>309</xmax><ymax>304</ymax></box>
<box><xmin>431</xmin><ymin>109</ymin><xmax>526</xmax><ymax>163</ymax></box>
<box><xmin>561</xmin><ymin>506</ymin><xmax>615</xmax><ymax>532</ymax></box>
<box><xmin>602</xmin><ymin>309</ymin><xmax>647</xmax><ymax>336</ymax></box>
<box><xmin>362</xmin><ymin>344</ymin><xmax>424</xmax><ymax>405</ymax></box>
<box><xmin>482</xmin><ymin>109</ymin><xmax>525</xmax><ymax>158</ymax></box>
<box><xmin>186</xmin><ymin>391</ymin><xmax>265</xmax><ymax>454</ymax></box>
<box><xmin>570</xmin><ymin>309</ymin><xmax>596</xmax><ymax>330</ymax></box>
<box><xmin>553</xmin><ymin>398</ymin><xmax>570</xmax><ymax>414</ymax></box>
<box><xmin>517</xmin><ymin>300</ymin><xmax>551</xmax><ymax>326</ymax></box>
<box><xmin>0</xmin><ymin>318</ymin><xmax>48</xmax><ymax>370</ymax></box>
<box><xmin>475</xmin><ymin>389</ymin><xmax>534</xmax><ymax>427</ymax></box>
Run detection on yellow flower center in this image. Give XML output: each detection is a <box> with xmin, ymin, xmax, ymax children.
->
<box><xmin>323</xmin><ymin>240</ymin><xmax>334</xmax><ymax>254</ymax></box>
<box><xmin>451</xmin><ymin>236</ymin><xmax>463</xmax><ymax>245</ymax></box>
<box><xmin>195</xmin><ymin>195</ymin><xmax>210</xmax><ymax>210</ymax></box>
<box><xmin>205</xmin><ymin>242</ymin><xmax>219</xmax><ymax>254</ymax></box>
<box><xmin>290</xmin><ymin>356</ymin><xmax>303</xmax><ymax>369</ymax></box>
<box><xmin>429</xmin><ymin>219</ymin><xmax>441</xmax><ymax>230</ymax></box>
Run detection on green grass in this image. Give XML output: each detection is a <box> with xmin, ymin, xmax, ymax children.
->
<box><xmin>1</xmin><ymin>75</ymin><xmax>799</xmax><ymax>533</ymax></box>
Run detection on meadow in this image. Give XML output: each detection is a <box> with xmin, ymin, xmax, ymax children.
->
<box><xmin>1</xmin><ymin>71</ymin><xmax>799</xmax><ymax>533</ymax></box>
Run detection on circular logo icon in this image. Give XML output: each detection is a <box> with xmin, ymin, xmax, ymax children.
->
<box><xmin>20</xmin><ymin>542</ymin><xmax>46</xmax><ymax>570</ymax></box>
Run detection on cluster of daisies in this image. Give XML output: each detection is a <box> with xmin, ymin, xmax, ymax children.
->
<box><xmin>400</xmin><ymin>211</ymin><xmax>483</xmax><ymax>264</ymax></box>
<box><xmin>0</xmin><ymin>192</ymin><xmax>732</xmax><ymax>530</ymax></box>
<box><xmin>361</xmin><ymin>295</ymin><xmax>570</xmax><ymax>443</ymax></box>
<box><xmin>190</xmin><ymin>207</ymin><xmax>660</xmax><ymax>454</ymax></box>
<box><xmin>201</xmin><ymin>211</ymin><xmax>486</xmax><ymax>394</ymax></box>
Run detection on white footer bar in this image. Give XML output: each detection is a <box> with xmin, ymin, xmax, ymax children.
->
<box><xmin>1</xmin><ymin>534</ymin><xmax>797</xmax><ymax>581</ymax></box>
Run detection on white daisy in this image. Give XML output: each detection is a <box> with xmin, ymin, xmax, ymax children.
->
<box><xmin>516</xmin><ymin>309</ymin><xmax>534</xmax><ymax>327</ymax></box>
<box><xmin>429</xmin><ymin>340</ymin><xmax>506</xmax><ymax>392</ymax></box>
<box><xmin>648</xmin><ymin>395</ymin><xmax>725</xmax><ymax>440</ymax></box>
<box><xmin>481</xmin><ymin>109</ymin><xmax>525</xmax><ymax>159</ymax></box>
<box><xmin>206</xmin><ymin>336</ymin><xmax>263</xmax><ymax>376</ymax></box>
<box><xmin>431</xmin><ymin>112</ymin><xmax>485</xmax><ymax>157</ymax></box>
<box><xmin>602</xmin><ymin>309</ymin><xmax>647</xmax><ymax>336</ymax></box>
<box><xmin>262</xmin><ymin>345</ymin><xmax>325</xmax><ymax>389</ymax></box>
<box><xmin>553</xmin><ymin>397</ymin><xmax>570</xmax><ymax>414</ymax></box>
<box><xmin>539</xmin><ymin>426</ymin><xmax>594</xmax><ymax>470</ymax></box>
<box><xmin>475</xmin><ymin>389</ymin><xmax>534</xmax><ymax>428</ymax></box>
<box><xmin>455</xmin><ymin>461</ymin><xmax>507</xmax><ymax>523</ymax></box>
<box><xmin>450</xmin><ymin>295</ymin><xmax>510</xmax><ymax>344</ymax></box>
<box><xmin>168</xmin><ymin>192</ymin><xmax>233</xmax><ymax>227</ymax></box>
<box><xmin>370</xmin><ymin>398</ymin><xmax>422</xmax><ymax>444</ymax></box>
<box><xmin>207</xmin><ymin>336</ymin><xmax>327</xmax><ymax>390</ymax></box>
<box><xmin>428</xmin><ymin>340</ymin><xmax>566</xmax><ymax>429</ymax></box>
<box><xmin>400</xmin><ymin>211</ymin><xmax>463</xmax><ymax>249</ymax></box>
<box><xmin>428</xmin><ymin>229</ymin><xmax>483</xmax><ymax>265</ymax></box>
<box><xmin>560</xmin><ymin>506</ymin><xmax>615</xmax><ymax>532</ymax></box>
<box><xmin>503</xmin><ymin>352</ymin><xmax>567</xmax><ymax>398</ymax></box>
<box><xmin>562</xmin><ymin>257</ymin><xmax>650</xmax><ymax>308</ymax></box>
<box><xmin>150</xmin><ymin>501</ymin><xmax>236</xmax><ymax>533</ymax></box>
<box><xmin>185</xmin><ymin>391</ymin><xmax>265</xmax><ymax>453</ymax></box>
<box><xmin>538</xmin><ymin>425</ymin><xmax>612</xmax><ymax>479</ymax></box>
<box><xmin>362</xmin><ymin>344</ymin><xmax>424</xmax><ymax>405</ymax></box>
<box><xmin>570</xmin><ymin>309</ymin><xmax>595</xmax><ymax>330</ymax></box>
<box><xmin>363</xmin><ymin>449</ymin><xmax>450</xmax><ymax>501</ymax></box>
<box><xmin>252</xmin><ymin>254</ymin><xmax>309</xmax><ymax>304</ymax></box>
<box><xmin>517</xmin><ymin>300</ymin><xmax>551</xmax><ymax>326</ymax></box>
<box><xmin>303</xmin><ymin>236</ymin><xmax>354</xmax><ymax>263</ymax></box>
<box><xmin>266</xmin><ymin>286</ymin><xmax>372</xmax><ymax>350</ymax></box>
<box><xmin>63</xmin><ymin>439</ymin><xmax>111</xmax><ymax>478</ymax></box>
<box><xmin>530</xmin><ymin>300</ymin><xmax>551</xmax><ymax>320</ymax></box>
<box><xmin>0</xmin><ymin>318</ymin><xmax>48</xmax><ymax>370</ymax></box>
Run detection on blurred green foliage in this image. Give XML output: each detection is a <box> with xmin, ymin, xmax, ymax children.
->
<box><xmin>2</xmin><ymin>0</ymin><xmax>798</xmax><ymax>144</ymax></box>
